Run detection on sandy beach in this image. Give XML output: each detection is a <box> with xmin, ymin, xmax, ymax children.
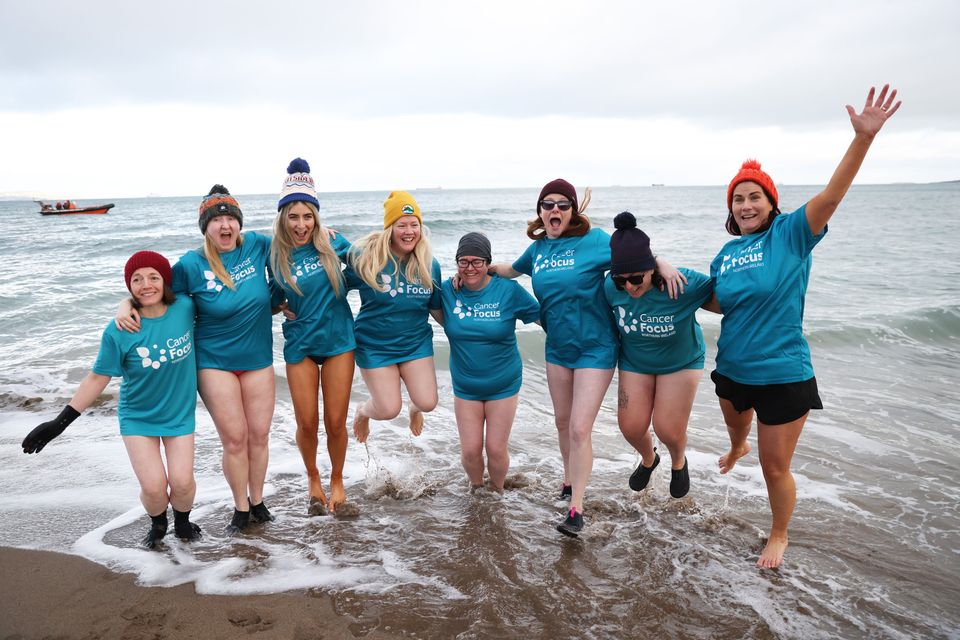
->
<box><xmin>0</xmin><ymin>546</ymin><xmax>401</xmax><ymax>639</ymax></box>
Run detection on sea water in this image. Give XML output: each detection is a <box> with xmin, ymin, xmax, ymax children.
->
<box><xmin>1</xmin><ymin>184</ymin><xmax>958</xmax><ymax>638</ymax></box>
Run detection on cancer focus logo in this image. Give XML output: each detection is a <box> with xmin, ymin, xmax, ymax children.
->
<box><xmin>452</xmin><ymin>299</ymin><xmax>473</xmax><ymax>319</ymax></box>
<box><xmin>615</xmin><ymin>306</ymin><xmax>640</xmax><ymax>334</ymax></box>
<box><xmin>136</xmin><ymin>345</ymin><xmax>169</xmax><ymax>369</ymax></box>
<box><xmin>533</xmin><ymin>249</ymin><xmax>576</xmax><ymax>274</ymax></box>
<box><xmin>203</xmin><ymin>270</ymin><xmax>224</xmax><ymax>292</ymax></box>
<box><xmin>380</xmin><ymin>273</ymin><xmax>405</xmax><ymax>297</ymax></box>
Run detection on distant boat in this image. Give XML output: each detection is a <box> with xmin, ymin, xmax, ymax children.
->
<box><xmin>37</xmin><ymin>201</ymin><xmax>115</xmax><ymax>216</ymax></box>
<box><xmin>651</xmin><ymin>183</ymin><xmax>665</xmax><ymax>187</ymax></box>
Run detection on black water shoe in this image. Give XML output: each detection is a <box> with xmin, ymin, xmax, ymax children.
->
<box><xmin>670</xmin><ymin>458</ymin><xmax>690</xmax><ymax>498</ymax></box>
<box><xmin>556</xmin><ymin>507</ymin><xmax>583</xmax><ymax>538</ymax></box>
<box><xmin>629</xmin><ymin>450</ymin><xmax>660</xmax><ymax>491</ymax></box>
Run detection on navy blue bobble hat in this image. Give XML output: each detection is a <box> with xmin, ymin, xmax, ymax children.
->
<box><xmin>609</xmin><ymin>212</ymin><xmax>656</xmax><ymax>275</ymax></box>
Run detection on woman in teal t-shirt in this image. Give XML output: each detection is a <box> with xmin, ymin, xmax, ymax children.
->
<box><xmin>23</xmin><ymin>251</ymin><xmax>201</xmax><ymax>549</ymax></box>
<box><xmin>118</xmin><ymin>186</ymin><xmax>282</xmax><ymax>535</ymax></box>
<box><xmin>490</xmin><ymin>179</ymin><xmax>684</xmax><ymax>537</ymax></box>
<box><xmin>347</xmin><ymin>191</ymin><xmax>443</xmax><ymax>444</ymax></box>
<box><xmin>271</xmin><ymin>158</ymin><xmax>356</xmax><ymax>516</ymax></box>
<box><xmin>438</xmin><ymin>232</ymin><xmax>540</xmax><ymax>492</ymax></box>
<box><xmin>711</xmin><ymin>85</ymin><xmax>901</xmax><ymax>569</ymax></box>
<box><xmin>603</xmin><ymin>212</ymin><xmax>717</xmax><ymax>502</ymax></box>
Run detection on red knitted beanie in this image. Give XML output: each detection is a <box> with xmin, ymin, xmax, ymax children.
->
<box><xmin>124</xmin><ymin>251</ymin><xmax>172</xmax><ymax>293</ymax></box>
<box><xmin>727</xmin><ymin>160</ymin><xmax>778</xmax><ymax>211</ymax></box>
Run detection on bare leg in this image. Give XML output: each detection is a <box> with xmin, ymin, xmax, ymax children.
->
<box><xmin>320</xmin><ymin>351</ymin><xmax>354</xmax><ymax>512</ymax></box>
<box><xmin>122</xmin><ymin>436</ymin><xmax>169</xmax><ymax>516</ymax></box>
<box><xmin>161</xmin><ymin>434</ymin><xmax>197</xmax><ymax>512</ymax></box>
<box><xmin>617</xmin><ymin>370</ymin><xmax>656</xmax><ymax>466</ymax></box>
<box><xmin>482</xmin><ymin>394</ymin><xmax>519</xmax><ymax>492</ymax></box>
<box><xmin>354</xmin><ymin>365</ymin><xmax>403</xmax><ymax>443</ymax></box>
<box><xmin>287</xmin><ymin>358</ymin><xmax>325</xmax><ymax>504</ymax></box>
<box><xmin>454</xmin><ymin>397</ymin><xmax>486</xmax><ymax>488</ymax></box>
<box><xmin>239</xmin><ymin>366</ymin><xmax>275</xmax><ymax>506</ymax></box>
<box><xmin>398</xmin><ymin>356</ymin><xmax>438</xmax><ymax>436</ymax></box>
<box><xmin>565</xmin><ymin>367</ymin><xmax>615</xmax><ymax>512</ymax></box>
<box><xmin>546</xmin><ymin>364</ymin><xmax>574</xmax><ymax>487</ymax></box>
<box><xmin>650</xmin><ymin>369</ymin><xmax>702</xmax><ymax>469</ymax></box>
<box><xmin>718</xmin><ymin>398</ymin><xmax>753</xmax><ymax>474</ymax></box>
<box><xmin>756</xmin><ymin>414</ymin><xmax>808</xmax><ymax>569</ymax></box>
<box><xmin>198</xmin><ymin>369</ymin><xmax>250</xmax><ymax>510</ymax></box>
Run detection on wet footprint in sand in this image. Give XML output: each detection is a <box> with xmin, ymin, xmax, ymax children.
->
<box><xmin>228</xmin><ymin>607</ymin><xmax>275</xmax><ymax>632</ymax></box>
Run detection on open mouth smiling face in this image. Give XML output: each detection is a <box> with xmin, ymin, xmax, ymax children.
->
<box><xmin>391</xmin><ymin>217</ymin><xmax>421</xmax><ymax>256</ymax></box>
<box><xmin>731</xmin><ymin>181</ymin><xmax>773</xmax><ymax>235</ymax></box>
<box><xmin>207</xmin><ymin>215</ymin><xmax>240</xmax><ymax>251</ymax></box>
<box><xmin>286</xmin><ymin>202</ymin><xmax>316</xmax><ymax>247</ymax></box>
<box><xmin>539</xmin><ymin>192</ymin><xmax>573</xmax><ymax>238</ymax></box>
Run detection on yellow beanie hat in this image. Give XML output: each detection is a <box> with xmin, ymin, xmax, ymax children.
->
<box><xmin>383</xmin><ymin>191</ymin><xmax>422</xmax><ymax>229</ymax></box>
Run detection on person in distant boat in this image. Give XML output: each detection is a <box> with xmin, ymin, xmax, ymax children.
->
<box><xmin>55</xmin><ymin>201</ymin><xmax>63</xmax><ymax>210</ymax></box>
<box><xmin>711</xmin><ymin>85</ymin><xmax>901</xmax><ymax>569</ymax></box>
<box><xmin>270</xmin><ymin>158</ymin><xmax>356</xmax><ymax>516</ymax></box>
<box><xmin>65</xmin><ymin>200</ymin><xmax>77</xmax><ymax>210</ymax></box>
<box><xmin>23</xmin><ymin>251</ymin><xmax>201</xmax><ymax>549</ymax></box>
<box><xmin>346</xmin><ymin>191</ymin><xmax>442</xmax><ymax>445</ymax></box>
<box><xmin>117</xmin><ymin>186</ymin><xmax>282</xmax><ymax>535</ymax></box>
<box><xmin>604</xmin><ymin>212</ymin><xmax>718</xmax><ymax>501</ymax></box>
<box><xmin>485</xmin><ymin>179</ymin><xmax>685</xmax><ymax>537</ymax></box>
<box><xmin>437</xmin><ymin>232</ymin><xmax>540</xmax><ymax>492</ymax></box>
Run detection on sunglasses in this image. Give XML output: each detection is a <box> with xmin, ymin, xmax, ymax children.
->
<box><xmin>612</xmin><ymin>273</ymin><xmax>647</xmax><ymax>289</ymax></box>
<box><xmin>457</xmin><ymin>258</ymin><xmax>487</xmax><ymax>269</ymax></box>
<box><xmin>540</xmin><ymin>200</ymin><xmax>573</xmax><ymax>212</ymax></box>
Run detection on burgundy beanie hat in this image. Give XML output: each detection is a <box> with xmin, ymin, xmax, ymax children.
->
<box><xmin>609</xmin><ymin>212</ymin><xmax>656</xmax><ymax>275</ymax></box>
<box><xmin>537</xmin><ymin>178</ymin><xmax>578</xmax><ymax>214</ymax></box>
<box><xmin>124</xmin><ymin>251</ymin><xmax>172</xmax><ymax>293</ymax></box>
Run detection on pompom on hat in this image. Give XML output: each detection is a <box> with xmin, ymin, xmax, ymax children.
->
<box><xmin>198</xmin><ymin>184</ymin><xmax>243</xmax><ymax>233</ymax></box>
<box><xmin>124</xmin><ymin>250</ymin><xmax>172</xmax><ymax>293</ymax></box>
<box><xmin>383</xmin><ymin>191</ymin><xmax>422</xmax><ymax>229</ymax></box>
<box><xmin>609</xmin><ymin>212</ymin><xmax>656</xmax><ymax>276</ymax></box>
<box><xmin>538</xmin><ymin>178</ymin><xmax>578</xmax><ymax>214</ymax></box>
<box><xmin>278</xmin><ymin>157</ymin><xmax>320</xmax><ymax>211</ymax></box>
<box><xmin>726</xmin><ymin>159</ymin><xmax>778</xmax><ymax>212</ymax></box>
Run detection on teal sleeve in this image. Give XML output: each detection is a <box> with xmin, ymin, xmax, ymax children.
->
<box><xmin>513</xmin><ymin>243</ymin><xmax>534</xmax><ymax>275</ymax></box>
<box><xmin>429</xmin><ymin>259</ymin><xmax>443</xmax><ymax>310</ymax></box>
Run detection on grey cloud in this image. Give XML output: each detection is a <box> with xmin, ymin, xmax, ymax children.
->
<box><xmin>3</xmin><ymin>0</ymin><xmax>957</xmax><ymax>128</ymax></box>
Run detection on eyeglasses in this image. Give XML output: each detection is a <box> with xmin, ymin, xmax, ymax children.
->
<box><xmin>539</xmin><ymin>200</ymin><xmax>573</xmax><ymax>212</ymax></box>
<box><xmin>457</xmin><ymin>258</ymin><xmax>487</xmax><ymax>269</ymax></box>
<box><xmin>612</xmin><ymin>273</ymin><xmax>646</xmax><ymax>289</ymax></box>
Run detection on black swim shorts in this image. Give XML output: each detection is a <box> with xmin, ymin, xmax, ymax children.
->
<box><xmin>710</xmin><ymin>370</ymin><xmax>823</xmax><ymax>425</ymax></box>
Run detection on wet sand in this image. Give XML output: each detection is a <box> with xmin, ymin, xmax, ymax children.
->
<box><xmin>0</xmin><ymin>546</ymin><xmax>400</xmax><ymax>640</ymax></box>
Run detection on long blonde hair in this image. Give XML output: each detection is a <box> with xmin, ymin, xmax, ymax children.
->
<box><xmin>202</xmin><ymin>233</ymin><xmax>244</xmax><ymax>290</ymax></box>
<box><xmin>349</xmin><ymin>224</ymin><xmax>434</xmax><ymax>291</ymax></box>
<box><xmin>270</xmin><ymin>202</ymin><xmax>343</xmax><ymax>297</ymax></box>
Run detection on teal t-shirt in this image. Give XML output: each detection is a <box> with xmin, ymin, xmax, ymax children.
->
<box><xmin>603</xmin><ymin>268</ymin><xmax>713</xmax><ymax>375</ymax></box>
<box><xmin>173</xmin><ymin>231</ymin><xmax>278</xmax><ymax>371</ymax></box>
<box><xmin>439</xmin><ymin>275</ymin><xmax>541</xmax><ymax>401</ymax></box>
<box><xmin>276</xmin><ymin>234</ymin><xmax>355</xmax><ymax>364</ymax></box>
<box><xmin>513</xmin><ymin>227</ymin><xmax>618</xmax><ymax>369</ymax></box>
<box><xmin>345</xmin><ymin>257</ymin><xmax>442</xmax><ymax>369</ymax></box>
<box><xmin>92</xmin><ymin>296</ymin><xmax>197</xmax><ymax>437</ymax></box>
<box><xmin>710</xmin><ymin>205</ymin><xmax>826</xmax><ymax>384</ymax></box>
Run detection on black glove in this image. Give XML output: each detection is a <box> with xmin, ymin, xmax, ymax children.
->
<box><xmin>22</xmin><ymin>405</ymin><xmax>81</xmax><ymax>454</ymax></box>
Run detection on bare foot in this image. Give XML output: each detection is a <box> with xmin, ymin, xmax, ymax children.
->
<box><xmin>329</xmin><ymin>478</ymin><xmax>346</xmax><ymax>514</ymax></box>
<box><xmin>718</xmin><ymin>442</ymin><xmax>751</xmax><ymax>474</ymax></box>
<box><xmin>409</xmin><ymin>405</ymin><xmax>424</xmax><ymax>437</ymax></box>
<box><xmin>308</xmin><ymin>497</ymin><xmax>328</xmax><ymax>516</ymax></box>
<box><xmin>353</xmin><ymin>410</ymin><xmax>370</xmax><ymax>443</ymax></box>
<box><xmin>757</xmin><ymin>532</ymin><xmax>789</xmax><ymax>569</ymax></box>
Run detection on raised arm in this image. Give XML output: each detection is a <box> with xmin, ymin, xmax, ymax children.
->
<box><xmin>806</xmin><ymin>85</ymin><xmax>901</xmax><ymax>236</ymax></box>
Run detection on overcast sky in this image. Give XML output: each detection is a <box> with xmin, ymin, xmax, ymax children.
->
<box><xmin>2</xmin><ymin>0</ymin><xmax>957</xmax><ymax>198</ymax></box>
